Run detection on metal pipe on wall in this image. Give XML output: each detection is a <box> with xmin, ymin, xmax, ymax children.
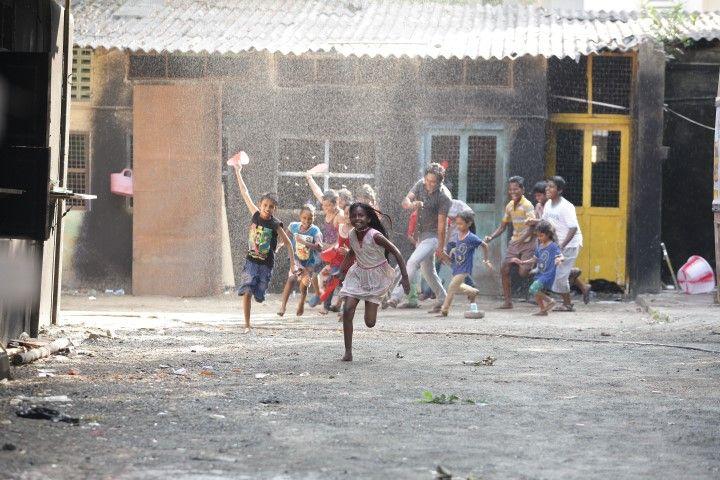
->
<box><xmin>714</xmin><ymin>77</ymin><xmax>720</xmax><ymax>304</ymax></box>
<box><xmin>50</xmin><ymin>0</ymin><xmax>71</xmax><ymax>324</ymax></box>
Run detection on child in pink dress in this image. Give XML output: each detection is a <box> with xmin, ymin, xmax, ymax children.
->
<box><xmin>338</xmin><ymin>203</ymin><xmax>410</xmax><ymax>361</ymax></box>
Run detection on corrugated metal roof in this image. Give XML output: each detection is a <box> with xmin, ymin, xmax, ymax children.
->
<box><xmin>72</xmin><ymin>0</ymin><xmax>720</xmax><ymax>59</ymax></box>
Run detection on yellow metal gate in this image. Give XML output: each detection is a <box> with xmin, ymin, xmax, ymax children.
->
<box><xmin>548</xmin><ymin>120</ymin><xmax>630</xmax><ymax>285</ymax></box>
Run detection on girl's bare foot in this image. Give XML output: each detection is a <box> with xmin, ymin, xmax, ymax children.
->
<box><xmin>296</xmin><ymin>304</ymin><xmax>304</xmax><ymax>316</ymax></box>
<box><xmin>436</xmin><ymin>310</ymin><xmax>449</xmax><ymax>317</ymax></box>
<box><xmin>496</xmin><ymin>303</ymin><xmax>513</xmax><ymax>310</ymax></box>
<box><xmin>341</xmin><ymin>352</ymin><xmax>353</xmax><ymax>361</ymax></box>
<box><xmin>243</xmin><ymin>327</ymin><xmax>252</xmax><ymax>334</ymax></box>
<box><xmin>533</xmin><ymin>310</ymin><xmax>548</xmax><ymax>316</ymax></box>
<box><xmin>318</xmin><ymin>308</ymin><xmax>329</xmax><ymax>315</ymax></box>
<box><xmin>542</xmin><ymin>299</ymin><xmax>556</xmax><ymax>314</ymax></box>
<box><xmin>277</xmin><ymin>309</ymin><xmax>285</xmax><ymax>317</ymax></box>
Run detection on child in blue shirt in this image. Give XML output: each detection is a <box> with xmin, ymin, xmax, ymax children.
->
<box><xmin>511</xmin><ymin>220</ymin><xmax>563</xmax><ymax>316</ymax></box>
<box><xmin>278</xmin><ymin>204</ymin><xmax>323</xmax><ymax>317</ymax></box>
<box><xmin>438</xmin><ymin>211</ymin><xmax>492</xmax><ymax>318</ymax></box>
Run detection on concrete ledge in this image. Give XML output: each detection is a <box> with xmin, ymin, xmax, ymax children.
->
<box><xmin>636</xmin><ymin>291</ymin><xmax>719</xmax><ymax>324</ymax></box>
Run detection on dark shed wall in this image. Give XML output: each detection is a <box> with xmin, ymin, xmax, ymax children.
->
<box><xmin>662</xmin><ymin>42</ymin><xmax>719</xmax><ymax>280</ymax></box>
<box><xmin>222</xmin><ymin>54</ymin><xmax>548</xmax><ymax>290</ymax></box>
<box><xmin>0</xmin><ymin>0</ymin><xmax>63</xmax><ymax>343</ymax></box>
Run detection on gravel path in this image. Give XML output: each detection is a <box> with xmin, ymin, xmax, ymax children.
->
<box><xmin>1</xmin><ymin>294</ymin><xmax>719</xmax><ymax>479</ymax></box>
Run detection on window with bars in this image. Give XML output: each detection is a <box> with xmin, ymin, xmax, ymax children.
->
<box><xmin>430</xmin><ymin>136</ymin><xmax>461</xmax><ymax>198</ymax></box>
<box><xmin>590</xmin><ymin>130</ymin><xmax>621</xmax><ymax>208</ymax></box>
<box><xmin>592</xmin><ymin>56</ymin><xmax>633</xmax><ymax>114</ymax></box>
<box><xmin>71</xmin><ymin>47</ymin><xmax>92</xmax><ymax>101</ymax></box>
<box><xmin>427</xmin><ymin>132</ymin><xmax>498</xmax><ymax>205</ymax></box>
<box><xmin>548</xmin><ymin>55</ymin><xmax>633</xmax><ymax>115</ymax></box>
<box><xmin>67</xmin><ymin>133</ymin><xmax>90</xmax><ymax>209</ymax></box>
<box><xmin>555</xmin><ymin>129</ymin><xmax>584</xmax><ymax>206</ymax></box>
<box><xmin>420</xmin><ymin>58</ymin><xmax>511</xmax><ymax>87</ymax></box>
<box><xmin>548</xmin><ymin>57</ymin><xmax>587</xmax><ymax>114</ymax></box>
<box><xmin>277</xmin><ymin>138</ymin><xmax>376</xmax><ymax>207</ymax></box>
<box><xmin>467</xmin><ymin>136</ymin><xmax>496</xmax><ymax>204</ymax></box>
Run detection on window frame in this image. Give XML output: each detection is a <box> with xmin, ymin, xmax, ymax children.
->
<box><xmin>548</xmin><ymin>52</ymin><xmax>636</xmax><ymax>119</ymax></box>
<box><xmin>67</xmin><ymin>131</ymin><xmax>91</xmax><ymax>211</ymax></box>
<box><xmin>71</xmin><ymin>47</ymin><xmax>93</xmax><ymax>101</ymax></box>
<box><xmin>420</xmin><ymin>124</ymin><xmax>506</xmax><ymax>211</ymax></box>
<box><xmin>276</xmin><ymin>136</ymin><xmax>377</xmax><ymax>204</ymax></box>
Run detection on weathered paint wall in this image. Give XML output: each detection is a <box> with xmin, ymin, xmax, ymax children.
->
<box><xmin>66</xmin><ymin>49</ymin><xmax>133</xmax><ymax>291</ymax></box>
<box><xmin>663</xmin><ymin>41</ymin><xmax>719</xmax><ymax>280</ymax></box>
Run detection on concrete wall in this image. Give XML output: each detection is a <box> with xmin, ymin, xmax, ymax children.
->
<box><xmin>221</xmin><ymin>53</ymin><xmax>548</xmax><ymax>291</ymax></box>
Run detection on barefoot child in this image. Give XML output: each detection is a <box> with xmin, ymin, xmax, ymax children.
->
<box><xmin>338</xmin><ymin>203</ymin><xmax>410</xmax><ymax>361</ymax></box>
<box><xmin>320</xmin><ymin>201</ymin><xmax>352</xmax><ymax>314</ymax></box>
<box><xmin>511</xmin><ymin>220</ymin><xmax>563</xmax><ymax>316</ymax></box>
<box><xmin>303</xmin><ymin>172</ymin><xmax>345</xmax><ymax>312</ymax></box>
<box><xmin>233</xmin><ymin>163</ymin><xmax>297</xmax><ymax>332</ymax></box>
<box><xmin>278</xmin><ymin>205</ymin><xmax>323</xmax><ymax>317</ymax></box>
<box><xmin>438</xmin><ymin>211</ymin><xmax>493</xmax><ymax>318</ymax></box>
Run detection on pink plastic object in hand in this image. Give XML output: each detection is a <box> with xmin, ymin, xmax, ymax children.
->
<box><xmin>307</xmin><ymin>163</ymin><xmax>329</xmax><ymax>174</ymax></box>
<box><xmin>227</xmin><ymin>151</ymin><xmax>250</xmax><ymax>167</ymax></box>
<box><xmin>110</xmin><ymin>169</ymin><xmax>133</xmax><ymax>197</ymax></box>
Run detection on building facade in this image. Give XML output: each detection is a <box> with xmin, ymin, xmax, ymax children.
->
<box><xmin>66</xmin><ymin>1</ymin><xmax>720</xmax><ymax>297</ymax></box>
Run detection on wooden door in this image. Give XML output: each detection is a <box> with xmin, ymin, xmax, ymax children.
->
<box><xmin>549</xmin><ymin>124</ymin><xmax>630</xmax><ymax>285</ymax></box>
<box><xmin>423</xmin><ymin>128</ymin><xmax>506</xmax><ymax>293</ymax></box>
<box><xmin>132</xmin><ymin>84</ymin><xmax>224</xmax><ymax>296</ymax></box>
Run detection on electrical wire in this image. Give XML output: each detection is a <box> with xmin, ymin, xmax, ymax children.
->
<box><xmin>550</xmin><ymin>94</ymin><xmax>717</xmax><ymax>132</ymax></box>
<box><xmin>663</xmin><ymin>105</ymin><xmax>716</xmax><ymax>131</ymax></box>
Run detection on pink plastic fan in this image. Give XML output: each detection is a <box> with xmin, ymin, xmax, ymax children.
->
<box><xmin>307</xmin><ymin>163</ymin><xmax>328</xmax><ymax>174</ymax></box>
<box><xmin>227</xmin><ymin>151</ymin><xmax>250</xmax><ymax>167</ymax></box>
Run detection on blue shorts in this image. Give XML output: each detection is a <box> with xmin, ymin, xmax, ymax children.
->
<box><xmin>238</xmin><ymin>261</ymin><xmax>273</xmax><ymax>302</ymax></box>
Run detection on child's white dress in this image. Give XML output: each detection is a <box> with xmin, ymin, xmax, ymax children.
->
<box><xmin>339</xmin><ymin>227</ymin><xmax>396</xmax><ymax>304</ymax></box>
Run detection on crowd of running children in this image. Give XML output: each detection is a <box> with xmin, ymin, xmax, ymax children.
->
<box><xmin>231</xmin><ymin>159</ymin><xmax>590</xmax><ymax>361</ymax></box>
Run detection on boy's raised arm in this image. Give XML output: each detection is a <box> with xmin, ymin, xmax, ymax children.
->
<box><xmin>233</xmin><ymin>165</ymin><xmax>258</xmax><ymax>215</ymax></box>
<box><xmin>304</xmin><ymin>173</ymin><xmax>324</xmax><ymax>203</ymax></box>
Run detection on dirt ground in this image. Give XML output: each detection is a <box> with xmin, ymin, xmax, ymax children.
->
<box><xmin>1</xmin><ymin>292</ymin><xmax>719</xmax><ymax>479</ymax></box>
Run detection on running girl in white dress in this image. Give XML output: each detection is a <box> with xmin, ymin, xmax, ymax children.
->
<box><xmin>338</xmin><ymin>203</ymin><xmax>410</xmax><ymax>361</ymax></box>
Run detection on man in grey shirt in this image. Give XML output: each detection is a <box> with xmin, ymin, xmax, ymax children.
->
<box><xmin>387</xmin><ymin>163</ymin><xmax>452</xmax><ymax>312</ymax></box>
